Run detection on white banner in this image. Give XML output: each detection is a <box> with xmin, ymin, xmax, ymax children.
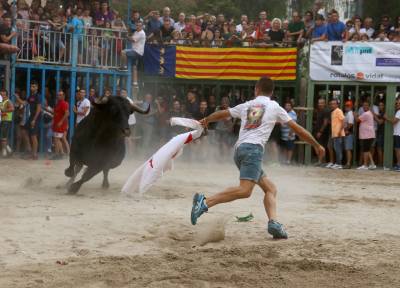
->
<box><xmin>310</xmin><ymin>41</ymin><xmax>400</xmax><ymax>82</ymax></box>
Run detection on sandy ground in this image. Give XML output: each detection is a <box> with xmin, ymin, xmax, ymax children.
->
<box><xmin>1</xmin><ymin>155</ymin><xmax>400</xmax><ymax>288</ymax></box>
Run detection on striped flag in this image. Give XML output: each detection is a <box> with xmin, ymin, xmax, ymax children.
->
<box><xmin>175</xmin><ymin>46</ymin><xmax>297</xmax><ymax>81</ymax></box>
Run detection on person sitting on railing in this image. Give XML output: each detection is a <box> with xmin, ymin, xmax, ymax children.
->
<box><xmin>95</xmin><ymin>1</ymin><xmax>114</xmax><ymax>27</ymax></box>
<box><xmin>311</xmin><ymin>14</ymin><xmax>327</xmax><ymax>43</ymax></box>
<box><xmin>121</xmin><ymin>21</ymin><xmax>145</xmax><ymax>86</ymax></box>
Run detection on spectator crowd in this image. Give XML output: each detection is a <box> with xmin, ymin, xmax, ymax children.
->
<box><xmin>0</xmin><ymin>1</ymin><xmax>399</xmax><ymax>170</ymax></box>
<box><xmin>0</xmin><ymin>0</ymin><xmax>399</xmax><ymax>62</ymax></box>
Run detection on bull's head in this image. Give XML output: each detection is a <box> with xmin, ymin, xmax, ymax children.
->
<box><xmin>93</xmin><ymin>96</ymin><xmax>150</xmax><ymax>137</ymax></box>
<box><xmin>94</xmin><ymin>96</ymin><xmax>150</xmax><ymax>114</ymax></box>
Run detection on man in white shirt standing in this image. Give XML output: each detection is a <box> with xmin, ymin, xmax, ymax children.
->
<box><xmin>121</xmin><ymin>21</ymin><xmax>146</xmax><ymax>86</ymax></box>
<box><xmin>74</xmin><ymin>89</ymin><xmax>91</xmax><ymax>125</ymax></box>
<box><xmin>191</xmin><ymin>77</ymin><xmax>325</xmax><ymax>239</ymax></box>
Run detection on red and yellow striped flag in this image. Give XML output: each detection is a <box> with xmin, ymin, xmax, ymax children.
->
<box><xmin>175</xmin><ymin>46</ymin><xmax>297</xmax><ymax>81</ymax></box>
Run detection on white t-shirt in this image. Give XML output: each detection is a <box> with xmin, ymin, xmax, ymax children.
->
<box><xmin>132</xmin><ymin>30</ymin><xmax>146</xmax><ymax>56</ymax></box>
<box><xmin>174</xmin><ymin>21</ymin><xmax>185</xmax><ymax>32</ymax></box>
<box><xmin>229</xmin><ymin>96</ymin><xmax>291</xmax><ymax>149</ymax></box>
<box><xmin>394</xmin><ymin>110</ymin><xmax>400</xmax><ymax>136</ymax></box>
<box><xmin>359</xmin><ymin>27</ymin><xmax>375</xmax><ymax>38</ymax></box>
<box><xmin>76</xmin><ymin>98</ymin><xmax>91</xmax><ymax>124</ymax></box>
<box><xmin>345</xmin><ymin>110</ymin><xmax>354</xmax><ymax>126</ymax></box>
<box><xmin>126</xmin><ymin>97</ymin><xmax>137</xmax><ymax>126</ymax></box>
<box><xmin>236</xmin><ymin>24</ymin><xmax>243</xmax><ymax>33</ymax></box>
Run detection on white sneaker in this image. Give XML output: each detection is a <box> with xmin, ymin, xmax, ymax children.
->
<box><xmin>2</xmin><ymin>148</ymin><xmax>6</xmax><ymax>157</ymax></box>
<box><xmin>368</xmin><ymin>164</ymin><xmax>377</xmax><ymax>170</ymax></box>
<box><xmin>357</xmin><ymin>165</ymin><xmax>369</xmax><ymax>170</ymax></box>
<box><xmin>6</xmin><ymin>145</ymin><xmax>12</xmax><ymax>154</ymax></box>
<box><xmin>331</xmin><ymin>164</ymin><xmax>343</xmax><ymax>169</ymax></box>
<box><xmin>325</xmin><ymin>162</ymin><xmax>334</xmax><ymax>168</ymax></box>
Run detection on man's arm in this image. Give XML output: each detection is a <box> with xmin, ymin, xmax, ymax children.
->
<box><xmin>287</xmin><ymin>120</ymin><xmax>325</xmax><ymax>161</ymax></box>
<box><xmin>200</xmin><ymin>110</ymin><xmax>231</xmax><ymax>127</ymax></box>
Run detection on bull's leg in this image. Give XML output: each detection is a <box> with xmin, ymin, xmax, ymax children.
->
<box><xmin>66</xmin><ymin>164</ymin><xmax>83</xmax><ymax>190</ymax></box>
<box><xmin>102</xmin><ymin>169</ymin><xmax>110</xmax><ymax>189</ymax></box>
<box><xmin>68</xmin><ymin>166</ymin><xmax>102</xmax><ymax>195</ymax></box>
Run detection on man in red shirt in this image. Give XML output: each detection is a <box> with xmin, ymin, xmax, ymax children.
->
<box><xmin>52</xmin><ymin>91</ymin><xmax>69</xmax><ymax>160</ymax></box>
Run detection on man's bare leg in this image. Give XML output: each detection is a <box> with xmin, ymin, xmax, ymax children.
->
<box><xmin>205</xmin><ymin>180</ymin><xmax>255</xmax><ymax>208</ymax></box>
<box><xmin>257</xmin><ymin>176</ymin><xmax>277</xmax><ymax>220</ymax></box>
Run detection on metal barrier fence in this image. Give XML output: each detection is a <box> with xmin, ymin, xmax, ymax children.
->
<box><xmin>16</xmin><ymin>20</ymin><xmax>128</xmax><ymax>69</ymax></box>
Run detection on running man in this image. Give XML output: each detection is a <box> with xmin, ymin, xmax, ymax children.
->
<box><xmin>191</xmin><ymin>76</ymin><xmax>325</xmax><ymax>239</ymax></box>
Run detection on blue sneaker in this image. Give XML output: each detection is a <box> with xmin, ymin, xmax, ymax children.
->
<box><xmin>394</xmin><ymin>165</ymin><xmax>400</xmax><ymax>172</ymax></box>
<box><xmin>191</xmin><ymin>193</ymin><xmax>208</xmax><ymax>225</ymax></box>
<box><xmin>268</xmin><ymin>220</ymin><xmax>288</xmax><ymax>239</ymax></box>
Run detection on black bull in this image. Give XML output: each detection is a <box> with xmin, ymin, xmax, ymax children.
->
<box><xmin>64</xmin><ymin>96</ymin><xmax>149</xmax><ymax>194</ymax></box>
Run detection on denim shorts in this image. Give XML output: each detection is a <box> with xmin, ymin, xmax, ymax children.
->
<box><xmin>234</xmin><ymin>143</ymin><xmax>265</xmax><ymax>182</ymax></box>
<box><xmin>344</xmin><ymin>134</ymin><xmax>353</xmax><ymax>150</ymax></box>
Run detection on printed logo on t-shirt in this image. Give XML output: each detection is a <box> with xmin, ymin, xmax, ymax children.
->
<box><xmin>244</xmin><ymin>104</ymin><xmax>265</xmax><ymax>130</ymax></box>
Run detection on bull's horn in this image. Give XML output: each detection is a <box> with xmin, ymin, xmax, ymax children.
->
<box><xmin>131</xmin><ymin>102</ymin><xmax>150</xmax><ymax>114</ymax></box>
<box><xmin>94</xmin><ymin>96</ymin><xmax>109</xmax><ymax>104</ymax></box>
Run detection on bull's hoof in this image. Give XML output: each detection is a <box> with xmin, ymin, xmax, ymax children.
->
<box><xmin>102</xmin><ymin>182</ymin><xmax>110</xmax><ymax>189</ymax></box>
<box><xmin>67</xmin><ymin>182</ymin><xmax>81</xmax><ymax>195</ymax></box>
<box><xmin>65</xmin><ymin>167</ymin><xmax>74</xmax><ymax>178</ymax></box>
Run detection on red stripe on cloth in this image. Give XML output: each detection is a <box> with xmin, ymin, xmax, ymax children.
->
<box><xmin>175</xmin><ymin>57</ymin><xmax>296</xmax><ymax>63</ymax></box>
<box><xmin>175</xmin><ymin>71</ymin><xmax>296</xmax><ymax>77</ymax></box>
<box><xmin>175</xmin><ymin>64</ymin><xmax>296</xmax><ymax>70</ymax></box>
<box><xmin>184</xmin><ymin>133</ymin><xmax>193</xmax><ymax>144</ymax></box>
<box><xmin>176</xmin><ymin>50</ymin><xmax>297</xmax><ymax>56</ymax></box>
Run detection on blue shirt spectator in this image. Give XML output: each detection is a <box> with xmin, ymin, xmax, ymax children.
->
<box><xmin>313</xmin><ymin>23</ymin><xmax>327</xmax><ymax>38</ymax></box>
<box><xmin>326</xmin><ymin>10</ymin><xmax>346</xmax><ymax>41</ymax></box>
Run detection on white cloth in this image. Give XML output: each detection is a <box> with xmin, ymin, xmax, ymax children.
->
<box><xmin>131</xmin><ymin>30</ymin><xmax>146</xmax><ymax>56</ymax></box>
<box><xmin>229</xmin><ymin>96</ymin><xmax>291</xmax><ymax>149</ymax></box>
<box><xmin>345</xmin><ymin>110</ymin><xmax>354</xmax><ymax>126</ymax></box>
<box><xmin>126</xmin><ymin>98</ymin><xmax>136</xmax><ymax>126</ymax></box>
<box><xmin>174</xmin><ymin>21</ymin><xmax>185</xmax><ymax>32</ymax></box>
<box><xmin>394</xmin><ymin>110</ymin><xmax>400</xmax><ymax>136</ymax></box>
<box><xmin>122</xmin><ymin>118</ymin><xmax>203</xmax><ymax>195</ymax></box>
<box><xmin>76</xmin><ymin>98</ymin><xmax>91</xmax><ymax>124</ymax></box>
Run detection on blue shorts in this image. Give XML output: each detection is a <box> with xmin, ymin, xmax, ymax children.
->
<box><xmin>394</xmin><ymin>135</ymin><xmax>400</xmax><ymax>149</ymax></box>
<box><xmin>344</xmin><ymin>134</ymin><xmax>353</xmax><ymax>150</ymax></box>
<box><xmin>280</xmin><ymin>139</ymin><xmax>295</xmax><ymax>150</ymax></box>
<box><xmin>123</xmin><ymin>49</ymin><xmax>141</xmax><ymax>66</ymax></box>
<box><xmin>234</xmin><ymin>143</ymin><xmax>265</xmax><ymax>182</ymax></box>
